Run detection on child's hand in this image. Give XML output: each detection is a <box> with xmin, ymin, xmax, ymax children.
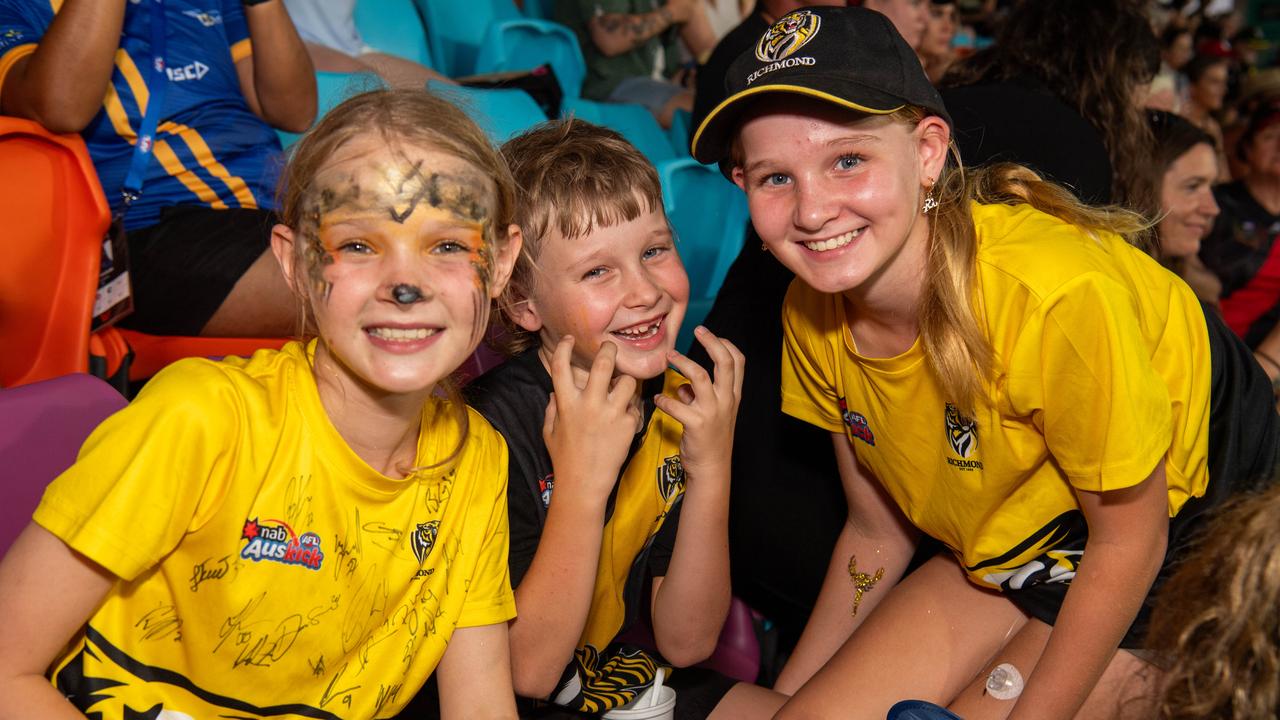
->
<box><xmin>542</xmin><ymin>336</ymin><xmax>642</xmax><ymax>504</ymax></box>
<box><xmin>653</xmin><ymin>326</ymin><xmax>745</xmax><ymax>475</ymax></box>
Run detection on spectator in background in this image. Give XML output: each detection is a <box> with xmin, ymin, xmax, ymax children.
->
<box><xmin>1149</xmin><ymin>25</ymin><xmax>1193</xmax><ymax>112</ymax></box>
<box><xmin>557</xmin><ymin>0</ymin><xmax>714</xmax><ymax>128</ymax></box>
<box><xmin>1201</xmin><ymin>102</ymin><xmax>1280</xmax><ymax>352</ymax></box>
<box><xmin>1146</xmin><ymin>483</ymin><xmax>1280</xmax><ymax>720</ymax></box>
<box><xmin>687</xmin><ymin>0</ymin><xmax>856</xmax><ymax>667</ymax></box>
<box><xmin>1148</xmin><ymin>110</ymin><xmax>1222</xmax><ymax>306</ymax></box>
<box><xmin>0</xmin><ymin>0</ymin><xmax>315</xmax><ymax>338</ymax></box>
<box><xmin>859</xmin><ymin>0</ymin><xmax>927</xmax><ymax>51</ymax></box>
<box><xmin>283</xmin><ymin>0</ymin><xmax>455</xmax><ymax>88</ymax></box>
<box><xmin>941</xmin><ymin>0</ymin><xmax>1160</xmax><ymax>214</ymax></box>
<box><xmin>919</xmin><ymin>0</ymin><xmax>957</xmax><ymax>85</ymax></box>
<box><xmin>1183</xmin><ymin>54</ymin><xmax>1231</xmax><ymax>178</ymax></box>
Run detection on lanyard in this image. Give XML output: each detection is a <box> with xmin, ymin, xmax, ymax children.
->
<box><xmin>119</xmin><ymin>0</ymin><xmax>169</xmax><ymax>217</ymax></box>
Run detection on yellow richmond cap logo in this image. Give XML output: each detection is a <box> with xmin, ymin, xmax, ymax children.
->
<box><xmin>755</xmin><ymin>10</ymin><xmax>821</xmax><ymax>62</ymax></box>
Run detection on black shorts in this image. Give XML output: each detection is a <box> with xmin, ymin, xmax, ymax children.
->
<box><xmin>117</xmin><ymin>205</ymin><xmax>276</xmax><ymax>336</ymax></box>
<box><xmin>1006</xmin><ymin>305</ymin><xmax>1280</xmax><ymax>649</ymax></box>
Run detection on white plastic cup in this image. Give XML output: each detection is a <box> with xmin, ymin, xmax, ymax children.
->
<box><xmin>602</xmin><ymin>670</ymin><xmax>677</xmax><ymax>720</ymax></box>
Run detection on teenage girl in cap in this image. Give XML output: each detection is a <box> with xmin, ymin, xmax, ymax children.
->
<box><xmin>692</xmin><ymin>6</ymin><xmax>1278</xmax><ymax>719</ymax></box>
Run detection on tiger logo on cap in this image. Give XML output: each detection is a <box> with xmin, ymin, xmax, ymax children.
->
<box><xmin>755</xmin><ymin>10</ymin><xmax>821</xmax><ymax>62</ymax></box>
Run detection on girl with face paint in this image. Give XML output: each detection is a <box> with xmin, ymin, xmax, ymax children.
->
<box><xmin>0</xmin><ymin>90</ymin><xmax>523</xmax><ymax>719</ymax></box>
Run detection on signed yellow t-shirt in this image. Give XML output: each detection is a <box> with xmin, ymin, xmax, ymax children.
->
<box><xmin>35</xmin><ymin>341</ymin><xmax>515</xmax><ymax>719</ymax></box>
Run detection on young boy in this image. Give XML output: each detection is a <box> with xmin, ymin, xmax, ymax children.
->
<box><xmin>466</xmin><ymin>120</ymin><xmax>780</xmax><ymax>718</ymax></box>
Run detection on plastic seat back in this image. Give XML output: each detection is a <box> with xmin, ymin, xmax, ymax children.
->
<box><xmin>0</xmin><ymin>374</ymin><xmax>126</xmax><ymax>553</ymax></box>
<box><xmin>660</xmin><ymin>159</ymin><xmax>749</xmax><ymax>350</ymax></box>
<box><xmin>521</xmin><ymin>0</ymin><xmax>554</xmax><ymax>20</ymax></box>
<box><xmin>428</xmin><ymin>80</ymin><xmax>548</xmax><ymax>143</ymax></box>
<box><xmin>353</xmin><ymin>0</ymin><xmax>433</xmax><ymax>66</ymax></box>
<box><xmin>563</xmin><ymin>97</ymin><xmax>675</xmax><ymax>164</ymax></box>
<box><xmin>0</xmin><ymin>117</ymin><xmax>108</xmax><ymax>387</ymax></box>
<box><xmin>474</xmin><ymin>19</ymin><xmax>586</xmax><ymax>99</ymax></box>
<box><xmin>278</xmin><ymin>71</ymin><xmax>387</xmax><ymax>148</ymax></box>
<box><xmin>416</xmin><ymin>0</ymin><xmax>520</xmax><ymax>76</ymax></box>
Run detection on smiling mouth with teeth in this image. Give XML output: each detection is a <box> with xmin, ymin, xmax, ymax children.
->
<box><xmin>803</xmin><ymin>227</ymin><xmax>865</xmax><ymax>252</ymax></box>
<box><xmin>613</xmin><ymin>317</ymin><xmax>663</xmax><ymax>340</ymax></box>
<box><xmin>367</xmin><ymin>327</ymin><xmax>440</xmax><ymax>340</ymax></box>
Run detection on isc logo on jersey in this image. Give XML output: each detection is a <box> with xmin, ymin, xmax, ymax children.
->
<box><xmin>166</xmin><ymin>61</ymin><xmax>210</xmax><ymax>82</ymax></box>
<box><xmin>944</xmin><ymin>402</ymin><xmax>983</xmax><ymax>470</ymax></box>
<box><xmin>240</xmin><ymin>517</ymin><xmax>325</xmax><ymax>570</ymax></box>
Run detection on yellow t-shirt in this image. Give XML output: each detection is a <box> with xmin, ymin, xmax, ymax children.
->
<box><xmin>35</xmin><ymin>341</ymin><xmax>515</xmax><ymax>719</ymax></box>
<box><xmin>781</xmin><ymin>202</ymin><xmax>1211</xmax><ymax>590</ymax></box>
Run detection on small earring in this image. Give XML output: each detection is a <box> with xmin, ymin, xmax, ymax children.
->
<box><xmin>922</xmin><ymin>193</ymin><xmax>939</xmax><ymax>214</ymax></box>
<box><xmin>761</xmin><ymin>241</ymin><xmax>769</xmax><ymax>252</ymax></box>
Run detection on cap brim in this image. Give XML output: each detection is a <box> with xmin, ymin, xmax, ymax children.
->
<box><xmin>690</xmin><ymin>84</ymin><xmax>904</xmax><ymax>167</ymax></box>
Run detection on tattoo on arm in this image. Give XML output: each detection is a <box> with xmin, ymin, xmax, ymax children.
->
<box><xmin>848</xmin><ymin>555</ymin><xmax>885</xmax><ymax>618</ymax></box>
<box><xmin>593</xmin><ymin>8</ymin><xmax>669</xmax><ymax>49</ymax></box>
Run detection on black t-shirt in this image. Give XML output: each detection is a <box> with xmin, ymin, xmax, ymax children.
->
<box><xmin>940</xmin><ymin>79</ymin><xmax>1113</xmax><ymax>205</ymax></box>
<box><xmin>692</xmin><ymin>9</ymin><xmax>768</xmax><ymax>137</ymax></box>
<box><xmin>1200</xmin><ymin>181</ymin><xmax>1280</xmax><ymax>347</ymax></box>
<box><xmin>465</xmin><ymin>348</ymin><xmax>680</xmax><ymax>596</ymax></box>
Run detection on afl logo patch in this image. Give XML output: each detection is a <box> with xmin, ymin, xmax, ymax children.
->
<box><xmin>411</xmin><ymin>521</ymin><xmax>439</xmax><ymax>565</ymax></box>
<box><xmin>658</xmin><ymin>456</ymin><xmax>686</xmax><ymax>503</ymax></box>
<box><xmin>756</xmin><ymin>10</ymin><xmax>821</xmax><ymax>62</ymax></box>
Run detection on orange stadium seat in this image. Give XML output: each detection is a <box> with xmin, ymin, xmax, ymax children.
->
<box><xmin>0</xmin><ymin>116</ymin><xmax>286</xmax><ymax>389</ymax></box>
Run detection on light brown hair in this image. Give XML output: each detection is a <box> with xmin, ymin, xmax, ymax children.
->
<box><xmin>275</xmin><ymin>88</ymin><xmax>517</xmax><ymax>470</ymax></box>
<box><xmin>498</xmin><ymin>118</ymin><xmax>664</xmax><ymax>353</ymax></box>
<box><xmin>1147</xmin><ymin>484</ymin><xmax>1280</xmax><ymax>720</ymax></box>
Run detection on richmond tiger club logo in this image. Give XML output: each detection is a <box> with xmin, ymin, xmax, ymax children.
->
<box><xmin>240</xmin><ymin>518</ymin><xmax>324</xmax><ymax>570</ymax></box>
<box><xmin>411</xmin><ymin>520</ymin><xmax>440</xmax><ymax>578</ymax></box>
<box><xmin>748</xmin><ymin>11</ymin><xmax>820</xmax><ymax>85</ymax></box>
<box><xmin>944</xmin><ymin>403</ymin><xmax>983</xmax><ymax>470</ymax></box>
<box><xmin>658</xmin><ymin>456</ymin><xmax>685</xmax><ymax>503</ymax></box>
<box><xmin>756</xmin><ymin>10</ymin><xmax>821</xmax><ymax>62</ymax></box>
<box><xmin>839</xmin><ymin>398</ymin><xmax>875</xmax><ymax>446</ymax></box>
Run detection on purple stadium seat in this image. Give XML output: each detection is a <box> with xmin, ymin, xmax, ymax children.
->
<box><xmin>0</xmin><ymin>374</ymin><xmax>126</xmax><ymax>554</ymax></box>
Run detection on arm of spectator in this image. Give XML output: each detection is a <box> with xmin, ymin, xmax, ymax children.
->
<box><xmin>587</xmin><ymin>0</ymin><xmax>696</xmax><ymax>57</ymax></box>
<box><xmin>0</xmin><ymin>0</ymin><xmax>126</xmax><ymax>133</ymax></box>
<box><xmin>771</xmin><ymin>433</ymin><xmax>918</xmax><ymax>695</ymax></box>
<box><xmin>235</xmin><ymin>0</ymin><xmax>316</xmax><ymax>133</ymax></box>
<box><xmin>0</xmin><ymin>523</ymin><xmax>115</xmax><ymax>719</ymax></box>
<box><xmin>435</xmin><ymin>623</ymin><xmax>518</xmax><ymax>719</ymax></box>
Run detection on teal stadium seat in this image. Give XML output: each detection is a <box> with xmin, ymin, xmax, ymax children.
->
<box><xmin>521</xmin><ymin>0</ymin><xmax>554</xmax><ymax>20</ymax></box>
<box><xmin>353</xmin><ymin>0</ymin><xmax>433</xmax><ymax>66</ymax></box>
<box><xmin>562</xmin><ymin>97</ymin><xmax>675</xmax><ymax>165</ymax></box>
<box><xmin>660</xmin><ymin>159</ymin><xmax>749</xmax><ymax>352</ymax></box>
<box><xmin>416</xmin><ymin>0</ymin><xmax>520</xmax><ymax>77</ymax></box>
<box><xmin>667</xmin><ymin>107</ymin><xmax>693</xmax><ymax>157</ymax></box>
<box><xmin>474</xmin><ymin>19</ymin><xmax>586</xmax><ymax>100</ymax></box>
<box><xmin>427</xmin><ymin>80</ymin><xmax>548</xmax><ymax>143</ymax></box>
<box><xmin>277</xmin><ymin>71</ymin><xmax>387</xmax><ymax>148</ymax></box>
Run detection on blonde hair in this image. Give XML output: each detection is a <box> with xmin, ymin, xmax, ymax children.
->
<box><xmin>497</xmin><ymin>118</ymin><xmax>664</xmax><ymax>354</ymax></box>
<box><xmin>275</xmin><ymin>88</ymin><xmax>518</xmax><ymax>471</ymax></box>
<box><xmin>1146</xmin><ymin>484</ymin><xmax>1280</xmax><ymax>719</ymax></box>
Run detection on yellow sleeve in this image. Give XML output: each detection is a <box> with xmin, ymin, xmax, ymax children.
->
<box><xmin>1004</xmin><ymin>272</ymin><xmax>1173</xmax><ymax>492</ymax></box>
<box><xmin>455</xmin><ymin>414</ymin><xmax>517</xmax><ymax>628</ymax></box>
<box><xmin>780</xmin><ymin>280</ymin><xmax>846</xmax><ymax>433</ymax></box>
<box><xmin>33</xmin><ymin>359</ymin><xmax>243</xmax><ymax>581</ymax></box>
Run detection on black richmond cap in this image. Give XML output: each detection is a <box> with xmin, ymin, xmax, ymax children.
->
<box><xmin>690</xmin><ymin>6</ymin><xmax>951</xmax><ymax>166</ymax></box>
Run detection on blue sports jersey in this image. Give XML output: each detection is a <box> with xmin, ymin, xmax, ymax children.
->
<box><xmin>0</xmin><ymin>0</ymin><xmax>282</xmax><ymax>230</ymax></box>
